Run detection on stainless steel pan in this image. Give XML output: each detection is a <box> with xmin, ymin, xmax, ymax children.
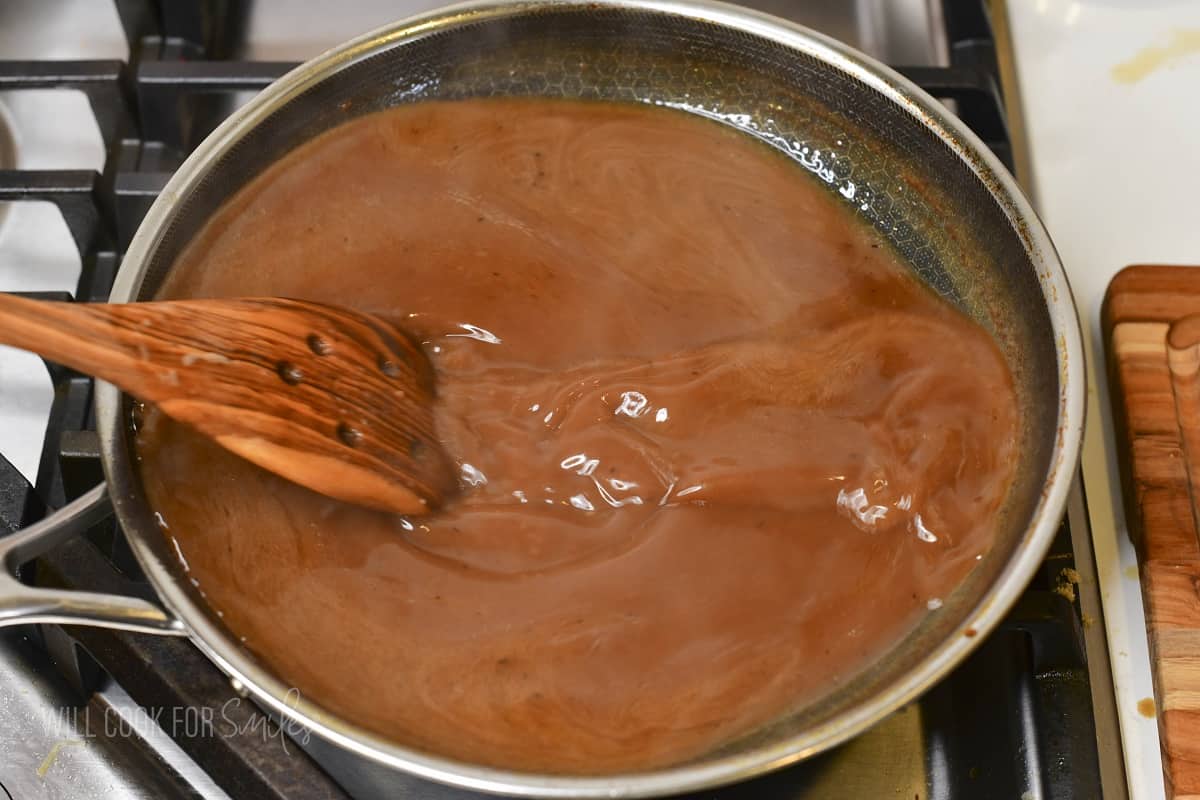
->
<box><xmin>0</xmin><ymin>1</ymin><xmax>1084</xmax><ymax>796</ymax></box>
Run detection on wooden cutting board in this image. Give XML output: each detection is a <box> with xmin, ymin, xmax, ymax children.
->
<box><xmin>1105</xmin><ymin>264</ymin><xmax>1200</xmax><ymax>799</ymax></box>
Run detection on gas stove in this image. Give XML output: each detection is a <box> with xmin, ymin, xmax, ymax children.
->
<box><xmin>0</xmin><ymin>2</ymin><xmax>1124</xmax><ymax>798</ymax></box>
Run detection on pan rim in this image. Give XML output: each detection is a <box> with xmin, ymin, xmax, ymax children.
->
<box><xmin>96</xmin><ymin>0</ymin><xmax>1086</xmax><ymax>796</ymax></box>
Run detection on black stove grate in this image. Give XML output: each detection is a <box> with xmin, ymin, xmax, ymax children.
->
<box><xmin>0</xmin><ymin>2</ymin><xmax>1104</xmax><ymax>798</ymax></box>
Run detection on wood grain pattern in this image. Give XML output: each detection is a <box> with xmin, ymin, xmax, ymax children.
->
<box><xmin>1105</xmin><ymin>265</ymin><xmax>1200</xmax><ymax>797</ymax></box>
<box><xmin>1169</xmin><ymin>316</ymin><xmax>1200</xmax><ymax>523</ymax></box>
<box><xmin>0</xmin><ymin>293</ymin><xmax>457</xmax><ymax>514</ymax></box>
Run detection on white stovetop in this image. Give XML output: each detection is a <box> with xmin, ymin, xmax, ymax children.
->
<box><xmin>1005</xmin><ymin>2</ymin><xmax>1200</xmax><ymax>798</ymax></box>
<box><xmin>0</xmin><ymin>0</ymin><xmax>124</xmax><ymax>482</ymax></box>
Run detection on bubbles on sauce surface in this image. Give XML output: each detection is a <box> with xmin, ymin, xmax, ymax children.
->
<box><xmin>835</xmin><ymin>483</ymin><xmax>943</xmax><ymax>544</ymax></box>
<box><xmin>446</xmin><ymin>322</ymin><xmax>502</xmax><ymax>344</ymax></box>
<box><xmin>913</xmin><ymin>513</ymin><xmax>939</xmax><ymax>543</ymax></box>
<box><xmin>568</xmin><ymin>494</ymin><xmax>595</xmax><ymax>511</ymax></box>
<box><xmin>836</xmin><ymin>486</ymin><xmax>889</xmax><ymax>529</ymax></box>
<box><xmin>459</xmin><ymin>462</ymin><xmax>488</xmax><ymax>487</ymax></box>
<box><xmin>614</xmin><ymin>391</ymin><xmax>649</xmax><ymax>418</ymax></box>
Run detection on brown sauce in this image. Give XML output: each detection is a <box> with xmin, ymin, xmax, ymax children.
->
<box><xmin>135</xmin><ymin>98</ymin><xmax>1019</xmax><ymax>773</ymax></box>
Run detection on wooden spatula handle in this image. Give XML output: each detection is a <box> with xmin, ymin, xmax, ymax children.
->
<box><xmin>0</xmin><ymin>293</ymin><xmax>195</xmax><ymax>401</ymax></box>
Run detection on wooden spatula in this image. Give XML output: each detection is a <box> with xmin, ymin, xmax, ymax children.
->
<box><xmin>0</xmin><ymin>294</ymin><xmax>458</xmax><ymax>514</ymax></box>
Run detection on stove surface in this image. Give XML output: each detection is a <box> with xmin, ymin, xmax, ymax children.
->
<box><xmin>0</xmin><ymin>2</ymin><xmax>1121</xmax><ymax>799</ymax></box>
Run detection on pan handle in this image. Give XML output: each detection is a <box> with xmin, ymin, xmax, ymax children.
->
<box><xmin>0</xmin><ymin>483</ymin><xmax>186</xmax><ymax>635</ymax></box>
